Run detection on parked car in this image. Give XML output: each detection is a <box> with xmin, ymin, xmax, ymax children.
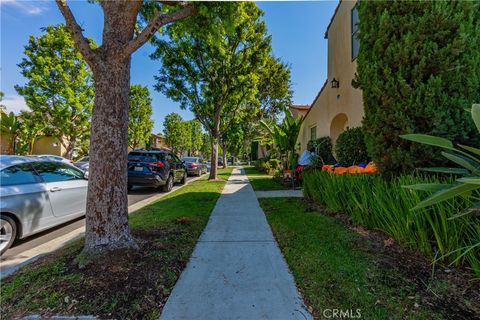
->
<box><xmin>218</xmin><ymin>157</ymin><xmax>224</xmax><ymax>166</ymax></box>
<box><xmin>74</xmin><ymin>156</ymin><xmax>89</xmax><ymax>171</ymax></box>
<box><xmin>182</xmin><ymin>157</ymin><xmax>207</xmax><ymax>176</ymax></box>
<box><xmin>127</xmin><ymin>150</ymin><xmax>187</xmax><ymax>192</ymax></box>
<box><xmin>0</xmin><ymin>156</ymin><xmax>88</xmax><ymax>255</ymax></box>
<box><xmin>35</xmin><ymin>154</ymin><xmax>74</xmax><ymax>165</ymax></box>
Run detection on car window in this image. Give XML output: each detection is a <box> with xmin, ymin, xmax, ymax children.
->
<box><xmin>33</xmin><ymin>162</ymin><xmax>84</xmax><ymax>183</ymax></box>
<box><xmin>128</xmin><ymin>152</ymin><xmax>164</xmax><ymax>162</ymax></box>
<box><xmin>0</xmin><ymin>163</ymin><xmax>39</xmax><ymax>186</ymax></box>
<box><xmin>173</xmin><ymin>154</ymin><xmax>182</xmax><ymax>163</ymax></box>
<box><xmin>182</xmin><ymin>157</ymin><xmax>197</xmax><ymax>162</ymax></box>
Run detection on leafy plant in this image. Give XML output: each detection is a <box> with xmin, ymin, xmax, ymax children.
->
<box><xmin>401</xmin><ymin>104</ymin><xmax>480</xmax><ymax>212</ymax></box>
<box><xmin>307</xmin><ymin>136</ymin><xmax>335</xmax><ymax>167</ymax></box>
<box><xmin>0</xmin><ymin>111</ymin><xmax>21</xmax><ymax>154</ymax></box>
<box><xmin>302</xmin><ymin>170</ymin><xmax>479</xmax><ymax>276</ymax></box>
<box><xmin>260</xmin><ymin>110</ymin><xmax>303</xmax><ymax>170</ymax></box>
<box><xmin>335</xmin><ymin>127</ymin><xmax>370</xmax><ymax>165</ymax></box>
<box><xmin>354</xmin><ymin>1</ymin><xmax>480</xmax><ymax>176</ymax></box>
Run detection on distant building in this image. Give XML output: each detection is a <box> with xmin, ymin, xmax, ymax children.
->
<box><xmin>148</xmin><ymin>133</ymin><xmax>170</xmax><ymax>150</ymax></box>
<box><xmin>298</xmin><ymin>0</ymin><xmax>363</xmax><ymax>152</ymax></box>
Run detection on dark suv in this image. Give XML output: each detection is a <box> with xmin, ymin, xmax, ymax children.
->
<box><xmin>127</xmin><ymin>150</ymin><xmax>187</xmax><ymax>192</ymax></box>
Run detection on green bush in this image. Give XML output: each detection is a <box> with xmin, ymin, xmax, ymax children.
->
<box><xmin>335</xmin><ymin>127</ymin><xmax>370</xmax><ymax>165</ymax></box>
<box><xmin>303</xmin><ymin>170</ymin><xmax>480</xmax><ymax>277</ymax></box>
<box><xmin>307</xmin><ymin>136</ymin><xmax>335</xmax><ymax>166</ymax></box>
<box><xmin>254</xmin><ymin>158</ymin><xmax>282</xmax><ymax>175</ymax></box>
<box><xmin>354</xmin><ymin>1</ymin><xmax>480</xmax><ymax>176</ymax></box>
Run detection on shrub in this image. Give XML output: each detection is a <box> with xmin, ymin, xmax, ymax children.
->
<box><xmin>307</xmin><ymin>136</ymin><xmax>335</xmax><ymax>166</ymax></box>
<box><xmin>254</xmin><ymin>158</ymin><xmax>282</xmax><ymax>175</ymax></box>
<box><xmin>335</xmin><ymin>127</ymin><xmax>369</xmax><ymax>165</ymax></box>
<box><xmin>303</xmin><ymin>170</ymin><xmax>479</xmax><ymax>277</ymax></box>
<box><xmin>354</xmin><ymin>1</ymin><xmax>480</xmax><ymax>176</ymax></box>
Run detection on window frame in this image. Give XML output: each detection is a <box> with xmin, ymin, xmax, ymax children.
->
<box><xmin>32</xmin><ymin>161</ymin><xmax>85</xmax><ymax>183</ymax></box>
<box><xmin>310</xmin><ymin>126</ymin><xmax>317</xmax><ymax>141</ymax></box>
<box><xmin>0</xmin><ymin>163</ymin><xmax>42</xmax><ymax>186</ymax></box>
<box><xmin>351</xmin><ymin>4</ymin><xmax>360</xmax><ymax>61</ymax></box>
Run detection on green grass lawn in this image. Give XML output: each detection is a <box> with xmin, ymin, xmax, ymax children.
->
<box><xmin>1</xmin><ymin>167</ymin><xmax>233</xmax><ymax>319</ymax></box>
<box><xmin>260</xmin><ymin>197</ymin><xmax>454</xmax><ymax>320</ymax></box>
<box><xmin>244</xmin><ymin>166</ymin><xmax>285</xmax><ymax>191</ymax></box>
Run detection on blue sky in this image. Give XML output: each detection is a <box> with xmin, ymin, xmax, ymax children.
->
<box><xmin>1</xmin><ymin>1</ymin><xmax>337</xmax><ymax>133</ymax></box>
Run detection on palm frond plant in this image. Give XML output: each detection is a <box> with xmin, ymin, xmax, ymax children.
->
<box><xmin>260</xmin><ymin>110</ymin><xmax>303</xmax><ymax>179</ymax></box>
<box><xmin>0</xmin><ymin>111</ymin><xmax>22</xmax><ymax>154</ymax></box>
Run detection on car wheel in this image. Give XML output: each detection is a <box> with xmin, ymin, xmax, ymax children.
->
<box><xmin>0</xmin><ymin>216</ymin><xmax>16</xmax><ymax>255</ymax></box>
<box><xmin>162</xmin><ymin>175</ymin><xmax>174</xmax><ymax>192</ymax></box>
<box><xmin>181</xmin><ymin>171</ymin><xmax>187</xmax><ymax>184</ymax></box>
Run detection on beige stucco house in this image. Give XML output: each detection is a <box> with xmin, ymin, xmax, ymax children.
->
<box><xmin>298</xmin><ymin>0</ymin><xmax>363</xmax><ymax>152</ymax></box>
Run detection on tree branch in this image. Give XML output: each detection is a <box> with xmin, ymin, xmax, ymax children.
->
<box><xmin>123</xmin><ymin>4</ymin><xmax>197</xmax><ymax>56</ymax></box>
<box><xmin>55</xmin><ymin>0</ymin><xmax>97</xmax><ymax>67</ymax></box>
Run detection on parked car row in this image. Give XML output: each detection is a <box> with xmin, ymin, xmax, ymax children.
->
<box><xmin>0</xmin><ymin>150</ymin><xmax>209</xmax><ymax>255</ymax></box>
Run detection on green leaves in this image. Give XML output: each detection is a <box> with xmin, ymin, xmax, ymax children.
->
<box><xmin>400</xmin><ymin>134</ymin><xmax>453</xmax><ymax>150</ymax></box>
<box><xmin>401</xmin><ymin>104</ymin><xmax>480</xmax><ymax>214</ymax></box>
<box><xmin>128</xmin><ymin>85</ymin><xmax>153</xmax><ymax>150</ymax></box>
<box><xmin>15</xmin><ymin>24</ymin><xmax>94</xmax><ymax>158</ymax></box>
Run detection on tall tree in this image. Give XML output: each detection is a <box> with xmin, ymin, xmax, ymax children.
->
<box><xmin>188</xmin><ymin>119</ymin><xmax>203</xmax><ymax>156</ymax></box>
<box><xmin>55</xmin><ymin>0</ymin><xmax>196</xmax><ymax>254</ymax></box>
<box><xmin>163</xmin><ymin>112</ymin><xmax>191</xmax><ymax>156</ymax></box>
<box><xmin>257</xmin><ymin>56</ymin><xmax>293</xmax><ymax>120</ymax></box>
<box><xmin>128</xmin><ymin>85</ymin><xmax>153</xmax><ymax>150</ymax></box>
<box><xmin>15</xmin><ymin>25</ymin><xmax>94</xmax><ymax>159</ymax></box>
<box><xmin>354</xmin><ymin>1</ymin><xmax>480</xmax><ymax>176</ymax></box>
<box><xmin>153</xmin><ymin>2</ymin><xmax>271</xmax><ymax>180</ymax></box>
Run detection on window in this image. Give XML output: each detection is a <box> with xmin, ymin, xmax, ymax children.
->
<box><xmin>128</xmin><ymin>152</ymin><xmax>165</xmax><ymax>162</ymax></box>
<box><xmin>33</xmin><ymin>162</ymin><xmax>84</xmax><ymax>183</ymax></box>
<box><xmin>0</xmin><ymin>163</ymin><xmax>39</xmax><ymax>186</ymax></box>
<box><xmin>310</xmin><ymin>126</ymin><xmax>317</xmax><ymax>141</ymax></box>
<box><xmin>351</xmin><ymin>5</ymin><xmax>360</xmax><ymax>60</ymax></box>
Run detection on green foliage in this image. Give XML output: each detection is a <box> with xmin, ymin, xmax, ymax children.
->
<box><xmin>303</xmin><ymin>170</ymin><xmax>480</xmax><ymax>277</ymax></box>
<box><xmin>163</xmin><ymin>113</ymin><xmax>191</xmax><ymax>156</ymax></box>
<box><xmin>354</xmin><ymin>1</ymin><xmax>480</xmax><ymax>176</ymax></box>
<box><xmin>260</xmin><ymin>110</ymin><xmax>303</xmax><ymax>169</ymax></box>
<box><xmin>152</xmin><ymin>2</ymin><xmax>273</xmax><ymax>178</ymax></box>
<box><xmin>128</xmin><ymin>85</ymin><xmax>153</xmax><ymax>150</ymax></box>
<box><xmin>15</xmin><ymin>24</ymin><xmax>95</xmax><ymax>159</ymax></box>
<box><xmin>188</xmin><ymin>120</ymin><xmax>203</xmax><ymax>155</ymax></box>
<box><xmin>401</xmin><ymin>104</ymin><xmax>480</xmax><ymax>214</ymax></box>
<box><xmin>335</xmin><ymin>127</ymin><xmax>370</xmax><ymax>165</ymax></box>
<box><xmin>306</xmin><ymin>136</ymin><xmax>335</xmax><ymax>166</ymax></box>
<box><xmin>0</xmin><ymin>111</ymin><xmax>21</xmax><ymax>154</ymax></box>
<box><xmin>257</xmin><ymin>56</ymin><xmax>293</xmax><ymax>120</ymax></box>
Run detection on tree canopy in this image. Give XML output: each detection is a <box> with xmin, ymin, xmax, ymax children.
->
<box><xmin>128</xmin><ymin>85</ymin><xmax>153</xmax><ymax>150</ymax></box>
<box><xmin>152</xmin><ymin>2</ymin><xmax>273</xmax><ymax>179</ymax></box>
<box><xmin>15</xmin><ymin>24</ymin><xmax>94</xmax><ymax>159</ymax></box>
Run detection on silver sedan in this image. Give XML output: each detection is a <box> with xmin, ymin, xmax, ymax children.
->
<box><xmin>0</xmin><ymin>156</ymin><xmax>88</xmax><ymax>255</ymax></box>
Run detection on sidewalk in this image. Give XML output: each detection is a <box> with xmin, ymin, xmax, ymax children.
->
<box><xmin>160</xmin><ymin>167</ymin><xmax>312</xmax><ymax>320</ymax></box>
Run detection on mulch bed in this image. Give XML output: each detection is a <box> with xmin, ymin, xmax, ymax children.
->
<box><xmin>304</xmin><ymin>200</ymin><xmax>480</xmax><ymax>320</ymax></box>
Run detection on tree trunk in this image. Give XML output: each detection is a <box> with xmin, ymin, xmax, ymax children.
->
<box><xmin>84</xmin><ymin>57</ymin><xmax>136</xmax><ymax>253</ymax></box>
<box><xmin>209</xmin><ymin>135</ymin><xmax>219</xmax><ymax>180</ymax></box>
<box><xmin>222</xmin><ymin>140</ymin><xmax>227</xmax><ymax>169</ymax></box>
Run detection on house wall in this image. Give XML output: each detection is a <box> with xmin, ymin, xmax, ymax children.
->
<box><xmin>299</xmin><ymin>0</ymin><xmax>364</xmax><ymax>153</ymax></box>
<box><xmin>32</xmin><ymin>136</ymin><xmax>66</xmax><ymax>156</ymax></box>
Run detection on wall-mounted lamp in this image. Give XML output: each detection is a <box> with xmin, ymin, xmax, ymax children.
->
<box><xmin>331</xmin><ymin>78</ymin><xmax>340</xmax><ymax>89</ymax></box>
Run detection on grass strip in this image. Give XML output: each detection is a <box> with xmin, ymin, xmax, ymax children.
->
<box><xmin>1</xmin><ymin>167</ymin><xmax>233</xmax><ymax>319</ymax></box>
<box><xmin>244</xmin><ymin>166</ymin><xmax>285</xmax><ymax>191</ymax></box>
<box><xmin>259</xmin><ymin>197</ymin><xmax>475</xmax><ymax>320</ymax></box>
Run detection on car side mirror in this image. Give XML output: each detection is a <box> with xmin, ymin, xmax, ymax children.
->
<box><xmin>84</xmin><ymin>171</ymin><xmax>89</xmax><ymax>180</ymax></box>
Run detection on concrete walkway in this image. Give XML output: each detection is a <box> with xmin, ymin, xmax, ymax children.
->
<box><xmin>160</xmin><ymin>167</ymin><xmax>312</xmax><ymax>320</ymax></box>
